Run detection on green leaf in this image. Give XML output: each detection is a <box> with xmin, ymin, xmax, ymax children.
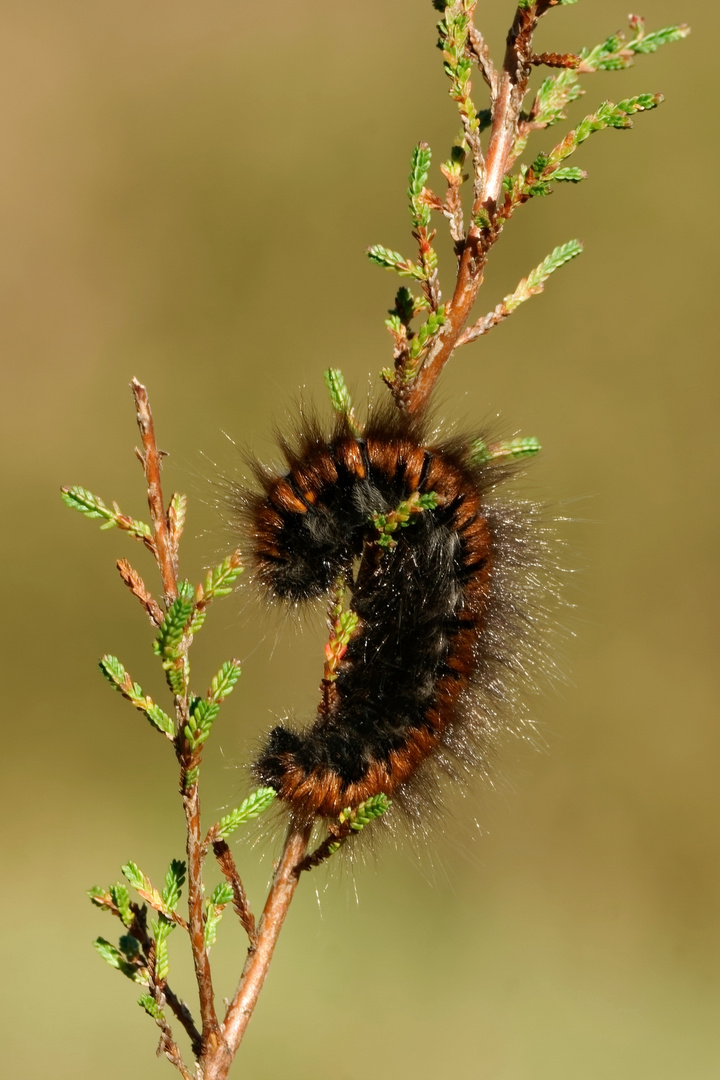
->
<box><xmin>88</xmin><ymin>885</ymin><xmax>110</xmax><ymax>909</ymax></box>
<box><xmin>209</xmin><ymin>660</ymin><xmax>242</xmax><ymax>704</ymax></box>
<box><xmin>152</xmin><ymin>588</ymin><xmax>195</xmax><ymax>696</ymax></box>
<box><xmin>121</xmin><ymin>861</ymin><xmax>146</xmax><ymax>893</ymax></box>
<box><xmin>594</xmin><ymin>94</ymin><xmax>664</xmax><ymax>129</ymax></box>
<box><xmin>153</xmin><ymin>915</ymin><xmax>174</xmax><ymax>981</ymax></box>
<box><xmin>98</xmin><ymin>655</ymin><xmax>175</xmax><ymax>738</ymax></box>
<box><xmin>579</xmin><ymin>19</ymin><xmax>689</xmax><ymax>72</ymax></box>
<box><xmin>215</xmin><ymin>787</ymin><xmax>277</xmax><ymax>840</ymax></box>
<box><xmin>326</xmin><ymin>794</ymin><xmax>391</xmax><ymax>856</ymax></box>
<box><xmin>324</xmin><ymin>368</ymin><xmax>362</xmax><ymax>438</ymax></box>
<box><xmin>210</xmin><ymin>882</ymin><xmax>234</xmax><ymax>907</ymax></box>
<box><xmin>408</xmin><ymin>142</ymin><xmax>432</xmax><ymax>229</ymax></box>
<box><xmin>342</xmin><ymin>793</ymin><xmax>391</xmax><ymax>831</ymax></box>
<box><xmin>204</xmin><ymin>909</ymin><xmax>222</xmax><ymax>949</ymax></box>
<box><xmin>469</xmin><ymin>436</ymin><xmax>542</xmax><ymax>466</ymax></box>
<box><xmin>202</xmin><ymin>551</ymin><xmax>244</xmax><ymax>602</ymax></box>
<box><xmin>143</xmin><ymin>703</ymin><xmax>175</xmax><ymax>737</ymax></box>
<box><xmin>203</xmin><ymin>887</ymin><xmax>233</xmax><ymax>950</ymax></box>
<box><xmin>153</xmin><ymin>915</ymin><xmax>174</xmax><ymax>945</ymax></box>
<box><xmin>367</xmin><ymin>245</ymin><xmax>426</xmax><ymax>280</ymax></box>
<box><xmin>533</xmin><ymin>69</ymin><xmax>584</xmax><ymax>130</ymax></box>
<box><xmin>60</xmin><ymin>486</ymin><xmax>152</xmax><ymax>541</ymax></box>
<box><xmin>539</xmin><ymin>95</ymin><xmax>662</xmax><ymax>181</ymax></box>
<box><xmin>109</xmin><ymin>884</ymin><xmax>134</xmax><ymax>927</ymax></box>
<box><xmin>550</xmin><ymin>166</ymin><xmax>586</xmax><ymax>182</ymax></box>
<box><xmin>630</xmin><ymin>24</ymin><xmax>690</xmax><ymax>54</ymax></box>
<box><xmin>408</xmin><ymin>305</ymin><xmax>446</xmax><ymax>361</ymax></box>
<box><xmin>94</xmin><ymin>937</ymin><xmax>127</xmax><ymax>970</ymax></box>
<box><xmin>161</xmin><ymin>860</ymin><xmax>186</xmax><ymax>913</ymax></box>
<box><xmin>184</xmin><ymin>764</ymin><xmax>200</xmax><ymax>789</ymax></box>
<box><xmin>385</xmin><ymin>287</ymin><xmax>427</xmax><ymax>337</ymax></box>
<box><xmin>138</xmin><ymin>994</ymin><xmax>165</xmax><ymax>1021</ymax></box>
<box><xmin>184</xmin><ymin>697</ymin><xmax>221</xmax><ymax>751</ymax></box>
<box><xmin>119</xmin><ymin>934</ymin><xmax>142</xmax><ymax>961</ymax></box>
<box><xmin>372</xmin><ymin>490</ymin><xmax>440</xmax><ymax>550</ymax></box>
<box><xmin>121</xmin><ymin>861</ymin><xmax>172</xmax><ymax>919</ymax></box>
<box><xmin>502</xmin><ymin>239</ymin><xmax>583</xmax><ymax>315</ymax></box>
<box><xmin>99</xmin><ymin>654</ymin><xmax>141</xmax><ymax>699</ymax></box>
<box><xmin>153</xmin><ymin>593</ymin><xmax>194</xmax><ymax>658</ymax></box>
<box><xmin>61</xmin><ymin>485</ymin><xmax>111</xmax><ymax>520</ymax></box>
<box><xmin>524</xmin><ymin>239</ymin><xmax>583</xmax><ymax>294</ymax></box>
<box><xmin>437</xmin><ymin>5</ymin><xmax>480</xmax><ymax>136</ymax></box>
<box><xmin>94</xmin><ymin>937</ymin><xmax>145</xmax><ymax>982</ymax></box>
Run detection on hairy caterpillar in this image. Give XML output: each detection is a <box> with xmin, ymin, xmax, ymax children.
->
<box><xmin>238</xmin><ymin>406</ymin><xmax>552</xmax><ymax>823</ymax></box>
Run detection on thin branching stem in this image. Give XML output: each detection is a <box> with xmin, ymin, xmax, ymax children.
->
<box><xmin>213</xmin><ymin>840</ymin><xmax>257</xmax><ymax>944</ymax></box>
<box><xmin>206</xmin><ymin>820</ymin><xmax>313</xmax><ymax>1078</ymax></box>
<box><xmin>402</xmin><ymin>5</ymin><xmax>539</xmax><ymax>414</ymax></box>
<box><xmin>183</xmin><ymin>782</ymin><xmax>223</xmax><ymax>1052</ymax></box>
<box><xmin>131</xmin><ymin>378</ymin><xmax>224</xmax><ymax>1060</ymax></box>
<box><xmin>116</xmin><ymin>557</ymin><xmax>164</xmax><ymax>626</ymax></box>
<box><xmin>131</xmin><ymin>377</ymin><xmax>178</xmax><ymax>603</ymax></box>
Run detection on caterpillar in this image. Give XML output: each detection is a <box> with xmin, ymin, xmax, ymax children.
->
<box><xmin>239</xmin><ymin>406</ymin><xmax>551</xmax><ymax>823</ymax></box>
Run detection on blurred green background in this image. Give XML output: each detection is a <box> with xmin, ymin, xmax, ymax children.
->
<box><xmin>1</xmin><ymin>1</ymin><xmax>717</xmax><ymax>1077</ymax></box>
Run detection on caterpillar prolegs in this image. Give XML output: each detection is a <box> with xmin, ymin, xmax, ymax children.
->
<box><xmin>241</xmin><ymin>408</ymin><xmax>549</xmax><ymax>822</ymax></box>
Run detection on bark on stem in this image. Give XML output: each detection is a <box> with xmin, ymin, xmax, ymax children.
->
<box><xmin>202</xmin><ymin>821</ymin><xmax>312</xmax><ymax>1080</ymax></box>
<box><xmin>403</xmin><ymin>5</ymin><xmax>539</xmax><ymax>415</ymax></box>
<box><xmin>183</xmin><ymin>782</ymin><xmax>223</xmax><ymax>1053</ymax></box>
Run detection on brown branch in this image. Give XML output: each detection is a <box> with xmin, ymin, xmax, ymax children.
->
<box><xmin>157</xmin><ymin>1026</ymin><xmax>194</xmax><ymax>1080</ymax></box>
<box><xmin>467</xmin><ymin>25</ymin><xmax>497</xmax><ymax>95</ymax></box>
<box><xmin>132</xmin><ymin>890</ymin><xmax>189</xmax><ymax>932</ymax></box>
<box><xmin>530</xmin><ymin>51</ymin><xmax>580</xmax><ymax>69</ymax></box>
<box><xmin>132</xmin><ymin>916</ymin><xmax>202</xmax><ymax>1056</ymax></box>
<box><xmin>183</xmin><ymin>781</ymin><xmax>224</xmax><ymax>1055</ymax></box>
<box><xmin>116</xmin><ymin>558</ymin><xmax>164</xmax><ymax>626</ymax></box>
<box><xmin>131</xmin><ymin>378</ymin><xmax>178</xmax><ymax>603</ymax></box>
<box><xmin>201</xmin><ymin>820</ymin><xmax>312</xmax><ymax>1080</ymax></box>
<box><xmin>149</xmin><ymin>985</ymin><xmax>195</xmax><ymax>1080</ymax></box>
<box><xmin>478</xmin><ymin>5</ymin><xmax>537</xmax><ymax>215</ymax></box>
<box><xmin>212</xmin><ymin>840</ymin><xmax>257</xmax><ymax>944</ymax></box>
<box><xmin>401</xmin><ymin>3</ymin><xmax>542</xmax><ymax>415</ymax></box>
<box><xmin>142</xmin><ymin>942</ymin><xmax>193</xmax><ymax>1078</ymax></box>
<box><xmin>456</xmin><ymin>301</ymin><xmax>512</xmax><ymax>346</ymax></box>
<box><xmin>296</xmin><ymin>821</ymin><xmax>351</xmax><ymax>873</ymax></box>
<box><xmin>162</xmin><ymin>986</ymin><xmax>203</xmax><ymax>1060</ymax></box>
<box><xmin>130</xmin><ymin>380</ymin><xmax>218</xmax><ymax>1055</ymax></box>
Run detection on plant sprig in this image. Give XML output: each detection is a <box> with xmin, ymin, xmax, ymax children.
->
<box><xmin>62</xmin><ymin>3</ymin><xmax>688</xmax><ymax>1075</ymax></box>
<box><xmin>367</xmin><ymin>6</ymin><xmax>688</xmax><ymax>413</ymax></box>
<box><xmin>64</xmin><ymin>380</ymin><xmax>386</xmax><ymax>1079</ymax></box>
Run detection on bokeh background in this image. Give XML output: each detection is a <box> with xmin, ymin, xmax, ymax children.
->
<box><xmin>1</xmin><ymin>1</ymin><xmax>717</xmax><ymax>1077</ymax></box>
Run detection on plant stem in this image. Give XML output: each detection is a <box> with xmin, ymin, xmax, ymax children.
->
<box><xmin>183</xmin><ymin>782</ymin><xmax>223</xmax><ymax>1053</ymax></box>
<box><xmin>202</xmin><ymin>820</ymin><xmax>312</xmax><ymax>1080</ymax></box>
<box><xmin>131</xmin><ymin>377</ymin><xmax>178</xmax><ymax>602</ymax></box>
<box><xmin>402</xmin><ymin>3</ymin><xmax>540</xmax><ymax>414</ymax></box>
<box><xmin>213</xmin><ymin>840</ymin><xmax>257</xmax><ymax>944</ymax></box>
<box><xmin>131</xmin><ymin>377</ymin><xmax>225</xmax><ymax>1066</ymax></box>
